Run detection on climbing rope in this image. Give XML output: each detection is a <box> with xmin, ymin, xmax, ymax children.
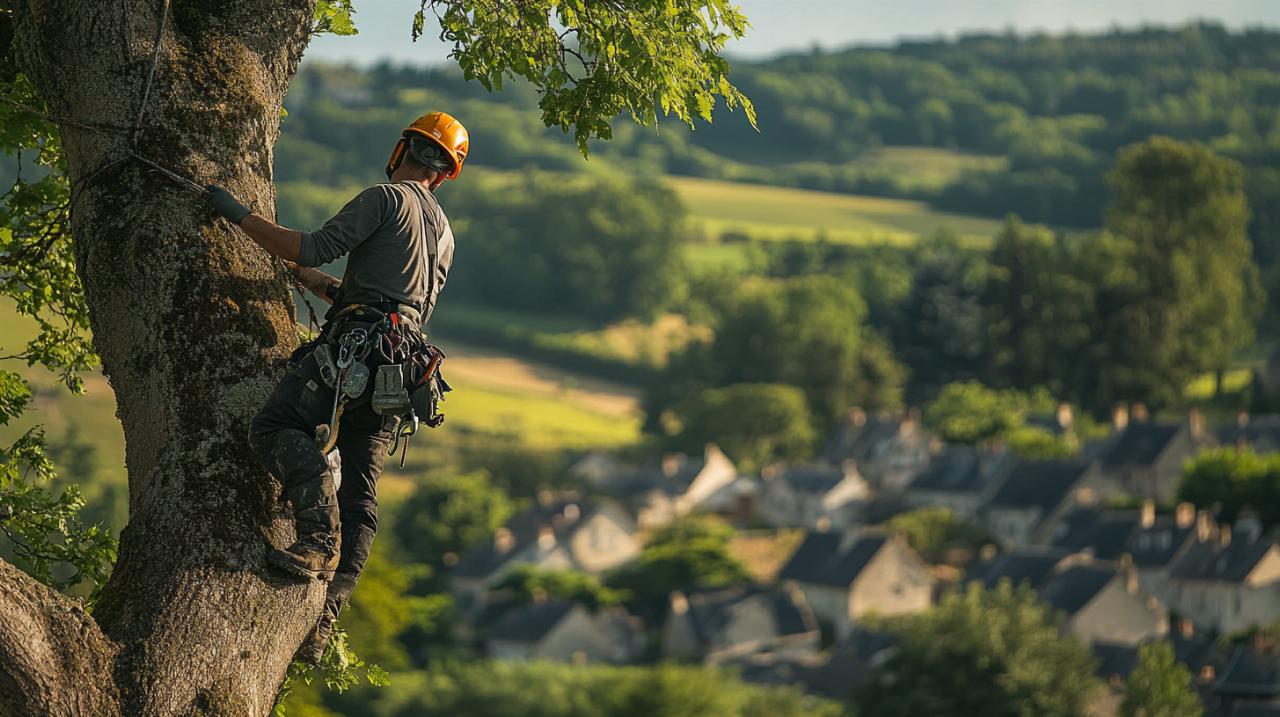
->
<box><xmin>1</xmin><ymin>0</ymin><xmax>315</xmax><ymax>315</ymax></box>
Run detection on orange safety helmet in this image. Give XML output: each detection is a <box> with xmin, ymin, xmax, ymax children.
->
<box><xmin>385</xmin><ymin>111</ymin><xmax>469</xmax><ymax>185</ymax></box>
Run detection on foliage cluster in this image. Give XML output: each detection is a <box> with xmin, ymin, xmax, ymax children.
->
<box><xmin>1178</xmin><ymin>447</ymin><xmax>1280</xmax><ymax>528</ymax></box>
<box><xmin>854</xmin><ymin>582</ymin><xmax>1102</xmax><ymax>717</ymax></box>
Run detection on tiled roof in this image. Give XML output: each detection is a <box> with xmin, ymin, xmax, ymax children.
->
<box><xmin>1218</xmin><ymin>415</ymin><xmax>1280</xmax><ymax>452</ymax></box>
<box><xmin>908</xmin><ymin>445</ymin><xmax>982</xmax><ymax>492</ymax></box>
<box><xmin>778</xmin><ymin>532</ymin><xmax>889</xmax><ymax>588</ymax></box>
<box><xmin>1050</xmin><ymin>508</ymin><xmax>1141</xmax><ymax>560</ymax></box>
<box><xmin>986</xmin><ymin>459</ymin><xmax>1088</xmax><ymax>514</ymax></box>
<box><xmin>778</xmin><ymin>465</ymin><xmax>849</xmax><ymax>494</ymax></box>
<box><xmin>486</xmin><ymin>599</ymin><xmax>577</xmax><ymax>643</ymax></box>
<box><xmin>1039</xmin><ymin>564</ymin><xmax>1115</xmax><ymax>616</ymax></box>
<box><xmin>681</xmin><ymin>587</ymin><xmax>817</xmax><ymax>646</ymax></box>
<box><xmin>966</xmin><ymin>547</ymin><xmax>1071</xmax><ymax>590</ymax></box>
<box><xmin>1170</xmin><ymin>534</ymin><xmax>1278</xmax><ymax>583</ymax></box>
<box><xmin>1099</xmin><ymin>423</ymin><xmax>1181</xmax><ymax>467</ymax></box>
<box><xmin>1126</xmin><ymin>518</ymin><xmax>1196</xmax><ymax>568</ymax></box>
<box><xmin>1216</xmin><ymin>646</ymin><xmax>1280</xmax><ymax>698</ymax></box>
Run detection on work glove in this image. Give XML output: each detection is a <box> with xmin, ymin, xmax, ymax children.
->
<box><xmin>205</xmin><ymin>184</ymin><xmax>252</xmax><ymax>225</ymax></box>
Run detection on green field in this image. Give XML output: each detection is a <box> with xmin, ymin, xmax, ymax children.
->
<box><xmin>0</xmin><ymin>302</ymin><xmax>643</xmax><ymax>524</ymax></box>
<box><xmin>670</xmin><ymin>175</ymin><xmax>1007</xmax><ymax>247</ymax></box>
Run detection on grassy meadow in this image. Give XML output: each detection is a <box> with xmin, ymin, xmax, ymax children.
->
<box><xmin>669</xmin><ymin>175</ymin><xmax>1006</xmax><ymax>247</ymax></box>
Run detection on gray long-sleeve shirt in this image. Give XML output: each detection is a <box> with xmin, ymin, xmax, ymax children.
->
<box><xmin>298</xmin><ymin>181</ymin><xmax>455</xmax><ymax>326</ymax></box>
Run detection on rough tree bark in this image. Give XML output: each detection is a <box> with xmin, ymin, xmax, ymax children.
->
<box><xmin>3</xmin><ymin>1</ymin><xmax>325</xmax><ymax>714</ymax></box>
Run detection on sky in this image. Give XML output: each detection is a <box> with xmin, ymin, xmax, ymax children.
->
<box><xmin>305</xmin><ymin>0</ymin><xmax>1280</xmax><ymax>67</ymax></box>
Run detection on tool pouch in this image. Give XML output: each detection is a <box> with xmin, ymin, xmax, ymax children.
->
<box><xmin>314</xmin><ymin>344</ymin><xmax>339</xmax><ymax>389</ymax></box>
<box><xmin>371</xmin><ymin>363</ymin><xmax>411</xmax><ymax>416</ymax></box>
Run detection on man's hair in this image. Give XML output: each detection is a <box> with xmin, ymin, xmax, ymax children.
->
<box><xmin>404</xmin><ymin>136</ymin><xmax>455</xmax><ymax>176</ymax></box>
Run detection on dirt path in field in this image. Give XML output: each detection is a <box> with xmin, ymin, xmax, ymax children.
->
<box><xmin>436</xmin><ymin>341</ymin><xmax>642</xmax><ymax>418</ymax></box>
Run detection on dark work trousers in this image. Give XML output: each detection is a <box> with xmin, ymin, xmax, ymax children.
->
<box><xmin>248</xmin><ymin>338</ymin><xmax>395</xmax><ymax>616</ymax></box>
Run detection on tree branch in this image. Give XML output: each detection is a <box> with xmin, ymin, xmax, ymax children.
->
<box><xmin>0</xmin><ymin>558</ymin><xmax>121</xmax><ymax>716</ymax></box>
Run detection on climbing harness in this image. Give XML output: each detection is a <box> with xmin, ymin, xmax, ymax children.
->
<box><xmin>306</xmin><ymin>304</ymin><xmax>450</xmax><ymax>465</ymax></box>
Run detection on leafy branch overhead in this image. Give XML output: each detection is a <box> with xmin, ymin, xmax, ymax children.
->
<box><xmin>317</xmin><ymin>0</ymin><xmax>756</xmax><ymax>153</ymax></box>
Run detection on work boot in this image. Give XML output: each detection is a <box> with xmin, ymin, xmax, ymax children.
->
<box><xmin>293</xmin><ymin>606</ymin><xmax>338</xmax><ymax>665</ymax></box>
<box><xmin>294</xmin><ymin>582</ymin><xmax>352</xmax><ymax>665</ymax></box>
<box><xmin>269</xmin><ymin>476</ymin><xmax>341</xmax><ymax>581</ymax></box>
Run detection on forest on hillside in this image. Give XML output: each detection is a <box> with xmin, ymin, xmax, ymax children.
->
<box><xmin>279</xmin><ymin>22</ymin><xmax>1280</xmax><ymax>262</ymax></box>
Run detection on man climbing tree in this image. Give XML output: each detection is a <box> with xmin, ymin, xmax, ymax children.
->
<box><xmin>213</xmin><ymin>110</ymin><xmax>466</xmax><ymax>664</ymax></box>
<box><xmin>0</xmin><ymin>1</ymin><xmax>753</xmax><ymax>714</ymax></box>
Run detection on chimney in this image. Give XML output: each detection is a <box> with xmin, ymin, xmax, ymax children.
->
<box><xmin>537</xmin><ymin>525</ymin><xmax>556</xmax><ymax>550</ymax></box>
<box><xmin>1141</xmin><ymin>499</ymin><xmax>1156</xmax><ymax>529</ymax></box>
<box><xmin>562</xmin><ymin>503</ymin><xmax>581</xmax><ymax>523</ymax></box>
<box><xmin>1220</xmin><ymin>524</ymin><xmax>1232</xmax><ymax>548</ymax></box>
<box><xmin>1057</xmin><ymin>403</ymin><xmax>1074</xmax><ymax>431</ymax></box>
<box><xmin>662</xmin><ymin>454</ymin><xmax>682</xmax><ymax>478</ymax></box>
<box><xmin>1112</xmin><ymin>404</ymin><xmax>1130</xmax><ymax>431</ymax></box>
<box><xmin>1188</xmin><ymin>407</ymin><xmax>1205</xmax><ymax>440</ymax></box>
<box><xmin>1196</xmin><ymin>511</ymin><xmax>1214</xmax><ymax>542</ymax></box>
<box><xmin>1237</xmin><ymin>410</ymin><xmax>1250</xmax><ymax>428</ymax></box>
<box><xmin>1122</xmin><ymin>557</ymin><xmax>1139</xmax><ymax>594</ymax></box>
<box><xmin>494</xmin><ymin>527</ymin><xmax>515</xmax><ymax>554</ymax></box>
<box><xmin>1175</xmin><ymin>502</ymin><xmax>1195</xmax><ymax>529</ymax></box>
<box><xmin>1235</xmin><ymin>508</ymin><xmax>1263</xmax><ymax>543</ymax></box>
<box><xmin>1132</xmin><ymin>403</ymin><xmax>1150</xmax><ymax>423</ymax></box>
<box><xmin>670</xmin><ymin>591</ymin><xmax>689</xmax><ymax>616</ymax></box>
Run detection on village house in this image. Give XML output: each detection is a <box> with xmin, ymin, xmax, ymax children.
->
<box><xmin>1083</xmin><ymin>407</ymin><xmax>1214</xmax><ymax>504</ymax></box>
<box><xmin>1123</xmin><ymin>502</ymin><xmax>1202</xmax><ymax>599</ymax></box>
<box><xmin>903</xmin><ymin>444</ymin><xmax>1013</xmax><ymax>519</ymax></box>
<box><xmin>1038</xmin><ymin>556</ymin><xmax>1168</xmax><ymax>646</ymax></box>
<box><xmin>450</xmin><ymin>495</ymin><xmax>641</xmax><ymax>600</ymax></box>
<box><xmin>777</xmin><ymin>530</ymin><xmax>934</xmax><ymax>639</ymax></box>
<box><xmin>604</xmin><ymin>444</ymin><xmax>738</xmax><ymax>529</ymax></box>
<box><xmin>661</xmin><ymin>586</ymin><xmax>820</xmax><ymax>664</ymax></box>
<box><xmin>758</xmin><ymin>462</ymin><xmax>871</xmax><ymax>530</ymax></box>
<box><xmin>1164</xmin><ymin>521</ymin><xmax>1280</xmax><ymax>635</ymax></box>
<box><xmin>981</xmin><ymin>459</ymin><xmax>1092</xmax><ymax>547</ymax></box>
<box><xmin>484</xmin><ymin>599</ymin><xmax>643</xmax><ymax>664</ymax></box>
<box><xmin>820</xmin><ymin>409</ymin><xmax>934</xmax><ymax>493</ymax></box>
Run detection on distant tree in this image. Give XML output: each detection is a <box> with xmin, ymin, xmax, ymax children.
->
<box><xmin>705</xmin><ymin>275</ymin><xmax>902</xmax><ymax>423</ymax></box>
<box><xmin>1101</xmin><ymin>138</ymin><xmax>1260</xmax><ymax>408</ymax></box>
<box><xmin>892</xmin><ymin>236</ymin><xmax>989</xmax><ymax>392</ymax></box>
<box><xmin>663</xmin><ymin>383</ymin><xmax>816</xmax><ymax>472</ymax></box>
<box><xmin>1119</xmin><ymin>641</ymin><xmax>1202</xmax><ymax>717</ymax></box>
<box><xmin>338</xmin><ymin>542</ymin><xmax>449</xmax><ymax>672</ymax></box>
<box><xmin>450</xmin><ymin>172</ymin><xmax>689</xmax><ymax>320</ymax></box>
<box><xmin>1178</xmin><ymin>447</ymin><xmax>1280</xmax><ymax>528</ymax></box>
<box><xmin>391</xmin><ymin>471</ymin><xmax>516</xmax><ymax>589</ymax></box>
<box><xmin>924</xmin><ymin>381</ymin><xmax>1053</xmax><ymax>444</ymax></box>
<box><xmin>491</xmin><ymin>565</ymin><xmax>625</xmax><ymax>610</ymax></box>
<box><xmin>606</xmin><ymin>517</ymin><xmax>750</xmax><ymax>617</ymax></box>
<box><xmin>330</xmin><ymin>660</ymin><xmax>844</xmax><ymax>717</ymax></box>
<box><xmin>1003</xmin><ymin>425</ymin><xmax>1077</xmax><ymax>459</ymax></box>
<box><xmin>983</xmin><ymin>217</ymin><xmax>1097</xmax><ymax>396</ymax></box>
<box><xmin>854</xmin><ymin>583</ymin><xmax>1101</xmax><ymax>717</ymax></box>
<box><xmin>886</xmin><ymin>507</ymin><xmax>990</xmax><ymax>563</ymax></box>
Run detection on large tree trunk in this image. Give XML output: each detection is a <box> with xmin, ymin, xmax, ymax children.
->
<box><xmin>5</xmin><ymin>1</ymin><xmax>323</xmax><ymax>714</ymax></box>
